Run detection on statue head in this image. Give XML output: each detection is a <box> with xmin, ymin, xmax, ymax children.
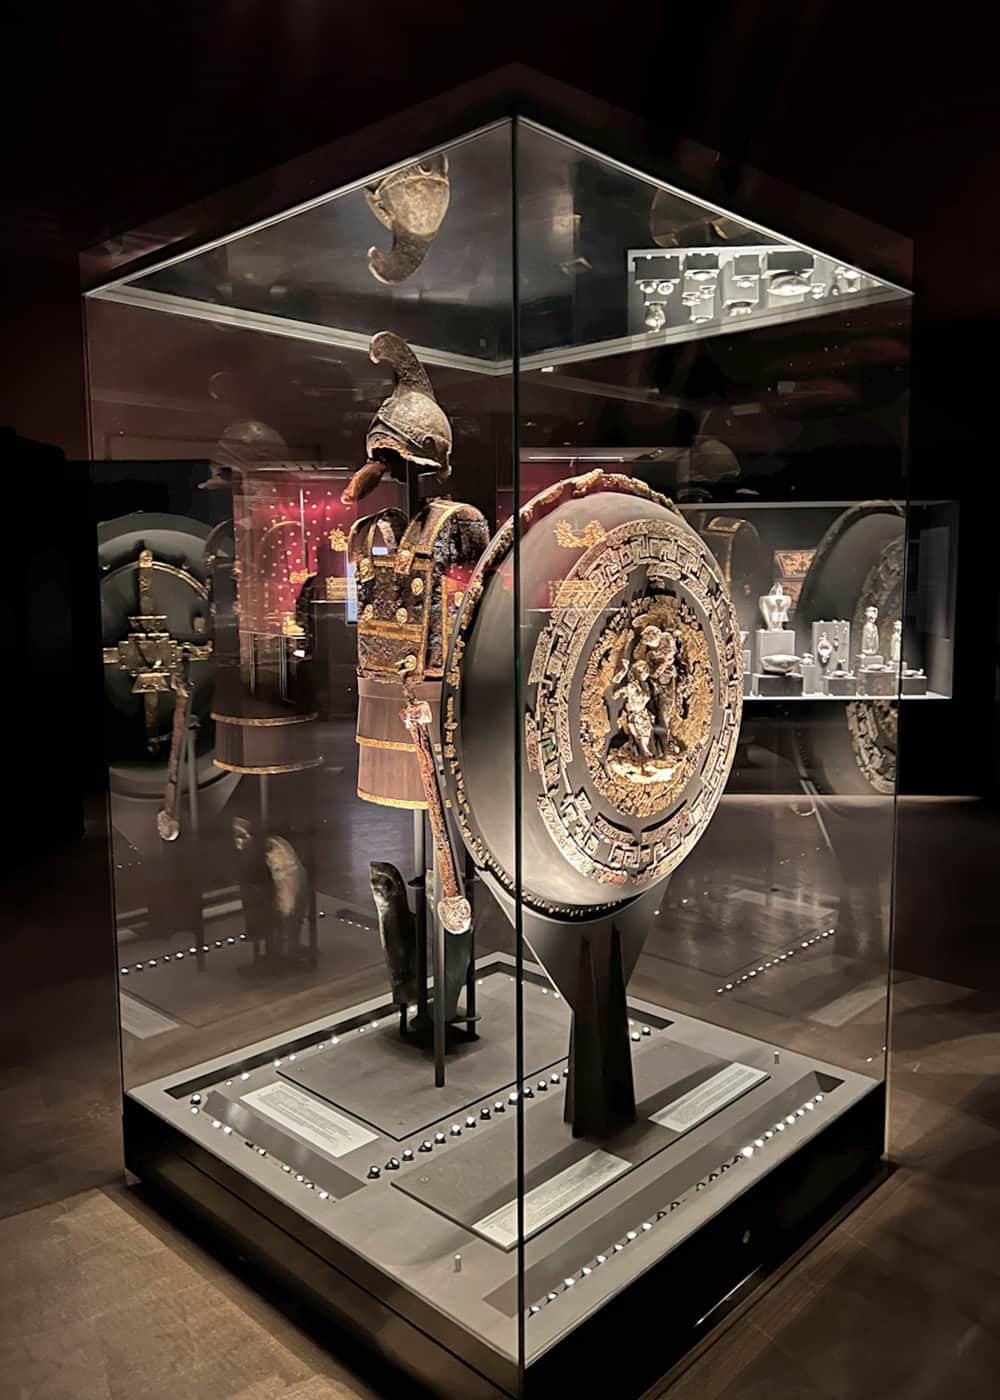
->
<box><xmin>865</xmin><ymin>606</ymin><xmax>878</xmax><ymax>622</ymax></box>
<box><xmin>641</xmin><ymin>624</ymin><xmax>663</xmax><ymax>647</ymax></box>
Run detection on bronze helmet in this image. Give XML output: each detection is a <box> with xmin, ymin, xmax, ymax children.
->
<box><xmin>200</xmin><ymin>419</ymin><xmax>287</xmax><ymax>489</ymax></box>
<box><xmin>365</xmin><ymin>153</ymin><xmax>450</xmax><ymax>285</ymax></box>
<box><xmin>365</xmin><ymin>331</ymin><xmax>452</xmax><ymax>478</ymax></box>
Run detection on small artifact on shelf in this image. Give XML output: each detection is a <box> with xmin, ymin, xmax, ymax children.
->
<box><xmin>365</xmin><ymin>153</ymin><xmax>450</xmax><ymax>285</ymax></box>
<box><xmin>799</xmin><ymin>651</ymin><xmax>821</xmax><ymax>694</ymax></box>
<box><xmin>759</xmin><ymin>581</ymin><xmax>791</xmax><ymax>631</ymax></box>
<box><xmin>824</xmin><ymin>658</ymin><xmax>858</xmax><ymax>697</ymax></box>
<box><xmin>760</xmin><ymin>652</ymin><xmax>799</xmax><ymax>675</ymax></box>
<box><xmin>810</xmin><ymin>619</ymin><xmax>850</xmax><ymax>675</ymax></box>
<box><xmin>755</xmin><ymin>583</ymin><xmax>796</xmax><ymax>680</ymax></box>
<box><xmin>901</xmin><ymin>665</ymin><xmax>928</xmax><ymax>695</ymax></box>
<box><xmin>859</xmin><ymin>605</ymin><xmax>882</xmax><ymax>667</ymax></box>
<box><xmin>890</xmin><ymin>619</ymin><xmax>902</xmax><ymax>665</ymax></box>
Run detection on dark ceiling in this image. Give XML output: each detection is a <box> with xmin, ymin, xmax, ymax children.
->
<box><xmin>0</xmin><ymin>0</ymin><xmax>995</xmax><ymax>477</ymax></box>
<box><xmin>1</xmin><ymin>1</ymin><xmax>991</xmax><ymax>251</ymax></box>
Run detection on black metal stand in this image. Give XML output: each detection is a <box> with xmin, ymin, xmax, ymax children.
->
<box><xmin>412</xmin><ymin>810</ymin><xmax>428</xmax><ymax>1023</ymax></box>
<box><xmin>185</xmin><ymin>717</ymin><xmax>200</xmax><ymax>836</ymax></box>
<box><xmin>398</xmin><ymin>460</ymin><xmax>455</xmax><ymax>1088</ymax></box>
<box><xmin>482</xmin><ymin>876</ymin><xmax>664</xmax><ymax>1139</ymax></box>
<box><xmin>563</xmin><ymin>922</ymin><xmax>636</xmax><ymax>1138</ymax></box>
<box><xmin>431</xmin><ymin>862</ymin><xmax>447</xmax><ymax>1087</ymax></box>
<box><xmin>464</xmin><ymin>851</ymin><xmax>478</xmax><ymax>1038</ymax></box>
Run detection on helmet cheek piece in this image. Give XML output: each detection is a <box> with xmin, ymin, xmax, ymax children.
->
<box><xmin>366</xmin><ymin>425</ymin><xmax>451</xmax><ymax>480</ymax></box>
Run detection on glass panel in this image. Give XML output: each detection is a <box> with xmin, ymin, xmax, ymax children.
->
<box><xmin>517</xmin><ymin>123</ymin><xmax>907</xmax><ymax>363</ymax></box>
<box><xmin>89</xmin><ymin>123</ymin><xmax>522</xmax><ymax>1383</ymax></box>
<box><xmin>99</xmin><ymin>124</ymin><xmax>513</xmax><ymax>364</ymax></box>
<box><xmin>513</xmin><ymin>119</ymin><xmax>931</xmax><ymax>1359</ymax></box>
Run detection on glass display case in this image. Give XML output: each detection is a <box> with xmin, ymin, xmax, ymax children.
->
<box><xmin>84</xmin><ymin>113</ymin><xmax>953</xmax><ymax>1398</ymax></box>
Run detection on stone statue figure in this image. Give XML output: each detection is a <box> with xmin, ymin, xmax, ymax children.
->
<box><xmin>861</xmin><ymin>606</ymin><xmax>880</xmax><ymax>656</ymax></box>
<box><xmin>759</xmin><ymin>582</ymin><xmax>791</xmax><ymax>631</ymax></box>
<box><xmin>890</xmin><ymin>619</ymin><xmax>902</xmax><ymax>665</ymax></box>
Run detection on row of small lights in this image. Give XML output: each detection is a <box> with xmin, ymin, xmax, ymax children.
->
<box><xmin>183</xmin><ymin>982</ymin><xmax>657</xmax><ymax>1205</ymax></box>
<box><xmin>715</xmin><ymin>928</ymin><xmax>835</xmax><ymax>996</ymax></box>
<box><xmin>366</xmin><ymin>1071</ymin><xmax>570</xmax><ymax>1177</ymax></box>
<box><xmin>192</xmin><ymin>1099</ymin><xmax>337</xmax><ymax>1202</ymax></box>
<box><xmin>187</xmin><ymin>1071</ymin><xmax>573</xmax><ymax>1190</ymax></box>
<box><xmin>118</xmin><ymin>903</ymin><xmax>374</xmax><ymax>978</ymax></box>
<box><xmin>182</xmin><ymin>988</ymin><xmax>656</xmax><ymax>1161</ymax></box>
<box><xmin>527</xmin><ymin>1090</ymin><xmax>827</xmax><ymax>1318</ymax></box>
<box><xmin>120</xmin><ymin>933</ymin><xmax>247</xmax><ymax>974</ymax></box>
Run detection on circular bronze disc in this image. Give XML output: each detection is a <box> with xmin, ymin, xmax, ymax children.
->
<box><xmin>845</xmin><ymin>531</ymin><xmax>904</xmax><ymax>795</ymax></box>
<box><xmin>442</xmin><ymin>472</ymin><xmax>743</xmax><ymax>918</ymax></box>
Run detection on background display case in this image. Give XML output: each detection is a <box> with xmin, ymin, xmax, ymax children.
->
<box><xmin>84</xmin><ymin>115</ymin><xmax>954</xmax><ymax>1398</ymax></box>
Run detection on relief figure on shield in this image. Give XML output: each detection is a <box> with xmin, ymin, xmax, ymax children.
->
<box><xmin>608</xmin><ymin>617</ymin><xmax>693</xmax><ymax>783</ymax></box>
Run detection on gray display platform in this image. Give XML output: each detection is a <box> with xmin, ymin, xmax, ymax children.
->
<box><xmin>279</xmin><ymin>972</ymin><xmax>575</xmax><ymax>1139</ymax></box>
<box><xmin>393</xmin><ymin>1040</ymin><xmax>749</xmax><ymax>1243</ymax></box>
<box><xmin>755</xmin><ymin>672</ymin><xmax>803</xmax><ymax>697</ymax></box>
<box><xmin>859</xmin><ymin>667</ymin><xmax>896</xmax><ymax>696</ymax></box>
<box><xmin>130</xmin><ymin>953</ymin><xmax>879</xmax><ymax>1375</ymax></box>
<box><xmin>755</xmin><ymin>628</ymin><xmax>796</xmax><ymax>670</ymax></box>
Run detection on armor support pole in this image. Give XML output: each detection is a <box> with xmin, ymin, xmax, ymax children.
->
<box><xmin>412</xmin><ymin>810</ymin><xmax>428</xmax><ymax>1022</ymax></box>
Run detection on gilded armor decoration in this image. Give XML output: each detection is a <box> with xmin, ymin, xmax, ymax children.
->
<box><xmin>526</xmin><ymin>515</ymin><xmax>741</xmax><ymax>890</ymax></box>
<box><xmin>554</xmin><ymin>519</ymin><xmax>607</xmax><ymax>550</ymax></box>
<box><xmin>579</xmin><ymin>596</ymin><xmax>712</xmax><ymax>812</ymax></box>
<box><xmin>348</xmin><ymin>498</ymin><xmax>489</xmax><ymax>683</ymax></box>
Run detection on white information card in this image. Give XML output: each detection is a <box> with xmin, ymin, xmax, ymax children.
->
<box><xmin>474</xmin><ymin>1149</ymin><xmax>630</xmax><ymax>1249</ymax></box>
<box><xmin>650</xmin><ymin>1063</ymin><xmax>768</xmax><ymax>1134</ymax></box>
<box><xmin>242</xmin><ymin>1082</ymin><xmax>377</xmax><ymax>1158</ymax></box>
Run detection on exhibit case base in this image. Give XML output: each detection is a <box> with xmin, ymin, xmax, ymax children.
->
<box><xmin>123</xmin><ymin>955</ymin><xmax>885</xmax><ymax>1400</ymax></box>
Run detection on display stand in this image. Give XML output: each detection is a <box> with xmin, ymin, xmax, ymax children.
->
<box><xmin>409</xmin><ymin>809</ymin><xmax>428</xmax><ymax>1033</ymax></box>
<box><xmin>485</xmin><ymin>877</ymin><xmax>663</xmax><ymax>1138</ymax></box>
<box><xmin>399</xmin><ymin>461</ymin><xmax>476</xmax><ymax>1088</ymax></box>
<box><xmin>182</xmin><ymin>716</ymin><xmax>200</xmax><ymax>836</ymax></box>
